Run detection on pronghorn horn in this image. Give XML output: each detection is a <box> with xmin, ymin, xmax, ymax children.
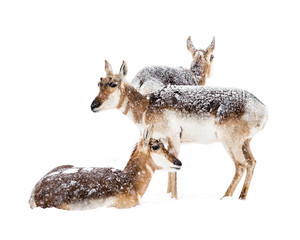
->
<box><xmin>205</xmin><ymin>36</ymin><xmax>215</xmax><ymax>53</ymax></box>
<box><xmin>143</xmin><ymin>124</ymin><xmax>153</xmax><ymax>145</ymax></box>
<box><xmin>105</xmin><ymin>60</ymin><xmax>113</xmax><ymax>76</ymax></box>
<box><xmin>119</xmin><ymin>61</ymin><xmax>128</xmax><ymax>77</ymax></box>
<box><xmin>187</xmin><ymin>36</ymin><xmax>197</xmax><ymax>56</ymax></box>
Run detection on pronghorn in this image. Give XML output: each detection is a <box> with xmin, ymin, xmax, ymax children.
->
<box><xmin>91</xmin><ymin>61</ymin><xmax>268</xmax><ymax>200</ymax></box>
<box><xmin>131</xmin><ymin>36</ymin><xmax>215</xmax><ymax>94</ymax></box>
<box><xmin>29</xmin><ymin>125</ymin><xmax>182</xmax><ymax>210</ymax></box>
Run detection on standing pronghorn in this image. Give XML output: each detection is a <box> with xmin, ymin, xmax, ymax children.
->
<box><xmin>29</xmin><ymin>125</ymin><xmax>182</xmax><ymax>210</ymax></box>
<box><xmin>131</xmin><ymin>36</ymin><xmax>215</xmax><ymax>94</ymax></box>
<box><xmin>91</xmin><ymin>61</ymin><xmax>268</xmax><ymax>200</ymax></box>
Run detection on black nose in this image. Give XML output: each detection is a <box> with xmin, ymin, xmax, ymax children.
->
<box><xmin>91</xmin><ymin>99</ymin><xmax>100</xmax><ymax>111</ymax></box>
<box><xmin>174</xmin><ymin>159</ymin><xmax>182</xmax><ymax>167</ymax></box>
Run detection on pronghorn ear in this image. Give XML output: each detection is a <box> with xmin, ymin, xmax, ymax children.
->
<box><xmin>205</xmin><ymin>36</ymin><xmax>215</xmax><ymax>54</ymax></box>
<box><xmin>143</xmin><ymin>124</ymin><xmax>153</xmax><ymax>145</ymax></box>
<box><xmin>187</xmin><ymin>36</ymin><xmax>197</xmax><ymax>57</ymax></box>
<box><xmin>105</xmin><ymin>60</ymin><xmax>113</xmax><ymax>76</ymax></box>
<box><xmin>119</xmin><ymin>61</ymin><xmax>128</xmax><ymax>78</ymax></box>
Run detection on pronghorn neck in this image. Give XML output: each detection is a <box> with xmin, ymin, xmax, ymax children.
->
<box><xmin>124</xmin><ymin>144</ymin><xmax>156</xmax><ymax>197</ymax></box>
<box><xmin>117</xmin><ymin>82</ymin><xmax>149</xmax><ymax>124</ymax></box>
<box><xmin>190</xmin><ymin>59</ymin><xmax>206</xmax><ymax>85</ymax></box>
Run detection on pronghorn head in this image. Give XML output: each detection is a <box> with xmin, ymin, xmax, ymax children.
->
<box><xmin>91</xmin><ymin>60</ymin><xmax>127</xmax><ymax>112</ymax></box>
<box><xmin>142</xmin><ymin>125</ymin><xmax>182</xmax><ymax>171</ymax></box>
<box><xmin>187</xmin><ymin>36</ymin><xmax>215</xmax><ymax>78</ymax></box>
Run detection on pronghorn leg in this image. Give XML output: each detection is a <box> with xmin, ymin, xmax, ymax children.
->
<box><xmin>223</xmin><ymin>162</ymin><xmax>246</xmax><ymax>198</ymax></box>
<box><xmin>167</xmin><ymin>172</ymin><xmax>177</xmax><ymax>198</ymax></box>
<box><xmin>239</xmin><ymin>139</ymin><xmax>256</xmax><ymax>200</ymax></box>
<box><xmin>166</xmin><ymin>137</ymin><xmax>180</xmax><ymax>199</ymax></box>
<box><xmin>222</xmin><ymin>144</ymin><xmax>246</xmax><ymax>198</ymax></box>
<box><xmin>167</xmin><ymin>173</ymin><xmax>172</xmax><ymax>193</ymax></box>
<box><xmin>171</xmin><ymin>172</ymin><xmax>177</xmax><ymax>199</ymax></box>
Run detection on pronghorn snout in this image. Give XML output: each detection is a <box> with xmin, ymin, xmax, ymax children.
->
<box><xmin>91</xmin><ymin>98</ymin><xmax>101</xmax><ymax>112</ymax></box>
<box><xmin>172</xmin><ymin>158</ymin><xmax>182</xmax><ymax>170</ymax></box>
<box><xmin>174</xmin><ymin>159</ymin><xmax>182</xmax><ymax>167</ymax></box>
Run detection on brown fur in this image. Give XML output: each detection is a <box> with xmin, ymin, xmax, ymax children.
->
<box><xmin>91</xmin><ymin>61</ymin><xmax>267</xmax><ymax>200</ymax></box>
<box><xmin>187</xmin><ymin>36</ymin><xmax>215</xmax><ymax>85</ymax></box>
<box><xmin>30</xmin><ymin>133</ymin><xmax>181</xmax><ymax>209</ymax></box>
<box><xmin>118</xmin><ymin>83</ymin><xmax>149</xmax><ymax>123</ymax></box>
<box><xmin>96</xmin><ymin>74</ymin><xmax>121</xmax><ymax>106</ymax></box>
<box><xmin>148</xmin><ymin>86</ymin><xmax>247</xmax><ymax>124</ymax></box>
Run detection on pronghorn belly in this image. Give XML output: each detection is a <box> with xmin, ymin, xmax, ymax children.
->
<box><xmin>179</xmin><ymin>116</ymin><xmax>218</xmax><ymax>143</ymax></box>
<box><xmin>68</xmin><ymin>193</ymin><xmax>140</xmax><ymax>209</ymax></box>
<box><xmin>67</xmin><ymin>197</ymin><xmax>117</xmax><ymax>210</ymax></box>
<box><xmin>165</xmin><ymin>111</ymin><xmax>218</xmax><ymax>144</ymax></box>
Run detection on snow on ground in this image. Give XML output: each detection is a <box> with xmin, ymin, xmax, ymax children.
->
<box><xmin>1</xmin><ymin>1</ymin><xmax>300</xmax><ymax>239</ymax></box>
<box><xmin>2</xmin><ymin>112</ymin><xmax>299</xmax><ymax>240</ymax></box>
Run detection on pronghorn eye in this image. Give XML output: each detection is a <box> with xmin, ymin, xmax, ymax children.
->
<box><xmin>109</xmin><ymin>82</ymin><xmax>118</xmax><ymax>88</ymax></box>
<box><xmin>151</xmin><ymin>145</ymin><xmax>160</xmax><ymax>151</ymax></box>
<box><xmin>210</xmin><ymin>55</ymin><xmax>214</xmax><ymax>61</ymax></box>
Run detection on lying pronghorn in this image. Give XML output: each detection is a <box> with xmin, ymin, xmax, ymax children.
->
<box><xmin>29</xmin><ymin>125</ymin><xmax>182</xmax><ymax>210</ymax></box>
<box><xmin>91</xmin><ymin>61</ymin><xmax>268</xmax><ymax>200</ymax></box>
<box><xmin>131</xmin><ymin>36</ymin><xmax>215</xmax><ymax>94</ymax></box>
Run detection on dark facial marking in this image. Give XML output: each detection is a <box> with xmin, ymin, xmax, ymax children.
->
<box><xmin>151</xmin><ymin>145</ymin><xmax>160</xmax><ymax>151</ymax></box>
<box><xmin>149</xmin><ymin>139</ymin><xmax>162</xmax><ymax>151</ymax></box>
<box><xmin>109</xmin><ymin>82</ymin><xmax>118</xmax><ymax>88</ymax></box>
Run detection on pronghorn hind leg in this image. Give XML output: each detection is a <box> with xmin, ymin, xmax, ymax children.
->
<box><xmin>223</xmin><ymin>162</ymin><xmax>246</xmax><ymax>198</ymax></box>
<box><xmin>222</xmin><ymin>144</ymin><xmax>246</xmax><ymax>198</ymax></box>
<box><xmin>239</xmin><ymin>139</ymin><xmax>256</xmax><ymax>200</ymax></box>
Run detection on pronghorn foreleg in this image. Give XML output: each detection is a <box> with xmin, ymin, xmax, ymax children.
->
<box><xmin>239</xmin><ymin>139</ymin><xmax>256</xmax><ymax>200</ymax></box>
<box><xmin>166</xmin><ymin>137</ymin><xmax>180</xmax><ymax>199</ymax></box>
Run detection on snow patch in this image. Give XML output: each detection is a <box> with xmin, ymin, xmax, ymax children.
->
<box><xmin>47</xmin><ymin>171</ymin><xmax>59</xmax><ymax>176</ymax></box>
<box><xmin>63</xmin><ymin>168</ymin><xmax>79</xmax><ymax>174</ymax></box>
<box><xmin>82</xmin><ymin>167</ymin><xmax>93</xmax><ymax>172</ymax></box>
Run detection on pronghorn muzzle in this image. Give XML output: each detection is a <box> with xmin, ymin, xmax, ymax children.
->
<box><xmin>91</xmin><ymin>98</ymin><xmax>101</xmax><ymax>112</ymax></box>
<box><xmin>172</xmin><ymin>158</ymin><xmax>182</xmax><ymax>170</ymax></box>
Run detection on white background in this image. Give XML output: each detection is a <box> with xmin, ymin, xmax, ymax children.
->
<box><xmin>1</xmin><ymin>0</ymin><xmax>299</xmax><ymax>239</ymax></box>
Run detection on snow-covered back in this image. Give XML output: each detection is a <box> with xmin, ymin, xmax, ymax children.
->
<box><xmin>149</xmin><ymin>85</ymin><xmax>253</xmax><ymax>123</ymax></box>
<box><xmin>131</xmin><ymin>66</ymin><xmax>198</xmax><ymax>94</ymax></box>
<box><xmin>30</xmin><ymin>165</ymin><xmax>134</xmax><ymax>209</ymax></box>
